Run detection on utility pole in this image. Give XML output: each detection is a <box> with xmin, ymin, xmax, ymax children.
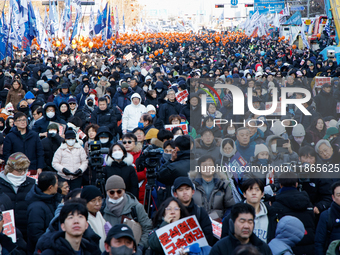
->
<box><xmin>307</xmin><ymin>0</ymin><xmax>310</xmax><ymax>18</ymax></box>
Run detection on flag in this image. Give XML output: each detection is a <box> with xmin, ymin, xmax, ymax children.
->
<box><xmin>64</xmin><ymin>0</ymin><xmax>72</xmax><ymax>32</ymax></box>
<box><xmin>89</xmin><ymin>7</ymin><xmax>95</xmax><ymax>38</ymax></box>
<box><xmin>300</xmin><ymin>27</ymin><xmax>310</xmax><ymax>49</ymax></box>
<box><xmin>325</xmin><ymin>19</ymin><xmax>330</xmax><ymax>36</ymax></box>
<box><xmin>115</xmin><ymin>5</ymin><xmax>119</xmax><ymax>38</ymax></box>
<box><xmin>9</xmin><ymin>0</ymin><xmax>23</xmax><ymax>48</ymax></box>
<box><xmin>94</xmin><ymin>3</ymin><xmax>107</xmax><ymax>34</ymax></box>
<box><xmin>279</xmin><ymin>5</ymin><xmax>290</xmax><ymax>16</ymax></box>
<box><xmin>70</xmin><ymin>10</ymin><xmax>80</xmax><ymax>43</ymax></box>
<box><xmin>284</xmin><ymin>11</ymin><xmax>302</xmax><ymax>26</ymax></box>
<box><xmin>123</xmin><ymin>11</ymin><xmax>125</xmax><ymax>33</ymax></box>
<box><xmin>43</xmin><ymin>6</ymin><xmax>49</xmax><ymax>33</ymax></box>
<box><xmin>107</xmin><ymin>6</ymin><xmax>112</xmax><ymax>39</ymax></box>
<box><xmin>49</xmin><ymin>0</ymin><xmax>58</xmax><ymax>35</ymax></box>
<box><xmin>28</xmin><ymin>0</ymin><xmax>37</xmax><ymax>38</ymax></box>
<box><xmin>0</xmin><ymin>9</ymin><xmax>8</xmax><ymax>60</ymax></box>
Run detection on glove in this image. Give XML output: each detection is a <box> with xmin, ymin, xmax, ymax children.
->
<box><xmin>73</xmin><ymin>169</ymin><xmax>82</xmax><ymax>176</ymax></box>
<box><xmin>62</xmin><ymin>168</ymin><xmax>73</xmax><ymax>175</ymax></box>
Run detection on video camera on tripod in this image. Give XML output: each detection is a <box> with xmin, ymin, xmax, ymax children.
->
<box><xmin>88</xmin><ymin>141</ymin><xmax>110</xmax><ymax>196</ymax></box>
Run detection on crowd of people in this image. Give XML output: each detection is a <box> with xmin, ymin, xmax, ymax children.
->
<box><xmin>0</xmin><ymin>33</ymin><xmax>340</xmax><ymax>255</ymax></box>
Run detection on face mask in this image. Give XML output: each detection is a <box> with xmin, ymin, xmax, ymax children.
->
<box><xmin>294</xmin><ymin>136</ymin><xmax>304</xmax><ymax>144</ymax></box>
<box><xmin>257</xmin><ymin>158</ymin><xmax>268</xmax><ymax>165</ymax></box>
<box><xmin>0</xmin><ymin>125</ymin><xmax>4</xmax><ymax>131</ymax></box>
<box><xmin>87</xmin><ymin>101</ymin><xmax>94</xmax><ymax>107</ymax></box>
<box><xmin>143</xmin><ymin>87</ymin><xmax>148</xmax><ymax>92</ymax></box>
<box><xmin>109</xmin><ymin>196</ymin><xmax>124</xmax><ymax>204</ymax></box>
<box><xmin>227</xmin><ymin>129</ymin><xmax>235</xmax><ymax>135</ymax></box>
<box><xmin>112</xmin><ymin>151</ymin><xmax>124</xmax><ymax>160</ymax></box>
<box><xmin>100</xmin><ymin>138</ymin><xmax>109</xmax><ymax>144</ymax></box>
<box><xmin>146</xmin><ymin>80</ymin><xmax>152</xmax><ymax>85</ymax></box>
<box><xmin>206</xmin><ymin>125</ymin><xmax>213</xmax><ymax>129</ymax></box>
<box><xmin>48</xmin><ymin>130</ymin><xmax>57</xmax><ymax>137</ymax></box>
<box><xmin>151</xmin><ymin>114</ymin><xmax>156</xmax><ymax>118</ymax></box>
<box><xmin>66</xmin><ymin>139</ymin><xmax>76</xmax><ymax>146</ymax></box>
<box><xmin>138</xmin><ymin>122</ymin><xmax>144</xmax><ymax>128</ymax></box>
<box><xmin>259</xmin><ymin>126</ymin><xmax>267</xmax><ymax>133</ymax></box>
<box><xmin>110</xmin><ymin>246</ymin><xmax>133</xmax><ymax>255</ymax></box>
<box><xmin>18</xmin><ymin>107</ymin><xmax>29</xmax><ymax>114</ymax></box>
<box><xmin>271</xmin><ymin>143</ymin><xmax>277</xmax><ymax>153</ymax></box>
<box><xmin>7</xmin><ymin>172</ymin><xmax>27</xmax><ymax>187</ymax></box>
<box><xmin>163</xmin><ymin>153</ymin><xmax>172</xmax><ymax>162</ymax></box>
<box><xmin>180</xmin><ymin>121</ymin><xmax>186</xmax><ymax>124</ymax></box>
<box><xmin>46</xmin><ymin>111</ymin><xmax>55</xmax><ymax>119</ymax></box>
<box><xmin>157</xmin><ymin>89</ymin><xmax>162</xmax><ymax>93</ymax></box>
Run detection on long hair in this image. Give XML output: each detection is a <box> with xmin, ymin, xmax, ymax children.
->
<box><xmin>152</xmin><ymin>197</ymin><xmax>190</xmax><ymax>228</ymax></box>
<box><xmin>108</xmin><ymin>143</ymin><xmax>128</xmax><ymax>161</ymax></box>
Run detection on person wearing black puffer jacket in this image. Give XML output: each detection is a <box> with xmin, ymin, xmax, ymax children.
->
<box><xmin>0</xmin><ymin>152</ymin><xmax>35</xmax><ymax>241</ymax></box>
<box><xmin>26</xmin><ymin>172</ymin><xmax>61</xmax><ymax>255</ymax></box>
<box><xmin>158</xmin><ymin>89</ymin><xmax>181</xmax><ymax>125</ymax></box>
<box><xmin>180</xmin><ymin>93</ymin><xmax>201</xmax><ymax>131</ymax></box>
<box><xmin>104</xmin><ymin>143</ymin><xmax>139</xmax><ymax>198</ymax></box>
<box><xmin>271</xmin><ymin>172</ymin><xmax>315</xmax><ymax>255</ymax></box>
<box><xmin>27</xmin><ymin>67</ymin><xmax>41</xmax><ymax>91</ymax></box>
<box><xmin>90</xmin><ymin>97</ymin><xmax>117</xmax><ymax>135</ymax></box>
<box><xmin>314</xmin><ymin>83</ymin><xmax>337</xmax><ymax>118</ymax></box>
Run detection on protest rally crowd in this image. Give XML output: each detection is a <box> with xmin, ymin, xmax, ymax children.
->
<box><xmin>2</xmin><ymin>24</ymin><xmax>340</xmax><ymax>255</ymax></box>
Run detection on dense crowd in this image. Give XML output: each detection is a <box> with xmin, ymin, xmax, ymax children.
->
<box><xmin>0</xmin><ymin>35</ymin><xmax>340</xmax><ymax>255</ymax></box>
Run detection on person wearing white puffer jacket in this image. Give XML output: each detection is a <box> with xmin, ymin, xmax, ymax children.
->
<box><xmin>122</xmin><ymin>93</ymin><xmax>146</xmax><ymax>134</ymax></box>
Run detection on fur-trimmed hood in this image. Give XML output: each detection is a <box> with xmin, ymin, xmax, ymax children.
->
<box><xmin>60</xmin><ymin>142</ymin><xmax>82</xmax><ymax>149</ymax></box>
<box><xmin>132</xmin><ymin>141</ymin><xmax>143</xmax><ymax>153</ymax></box>
<box><xmin>150</xmin><ymin>138</ymin><xmax>163</xmax><ymax>148</ymax></box>
<box><xmin>105</xmin><ymin>152</ymin><xmax>134</xmax><ymax>166</ymax></box>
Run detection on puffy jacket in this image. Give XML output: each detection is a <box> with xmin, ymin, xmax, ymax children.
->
<box><xmin>34</xmin><ymin>230</ymin><xmax>101</xmax><ymax>255</ymax></box>
<box><xmin>5</xmin><ymin>83</ymin><xmax>25</xmax><ymax>111</ymax></box>
<box><xmin>189</xmin><ymin>171</ymin><xmax>235</xmax><ymax>218</ymax></box>
<box><xmin>52</xmin><ymin>142</ymin><xmax>88</xmax><ymax>180</ymax></box>
<box><xmin>95</xmin><ymin>80</ymin><xmax>110</xmax><ymax>99</ymax></box>
<box><xmin>112</xmin><ymin>87</ymin><xmax>134</xmax><ymax>111</ymax></box>
<box><xmin>269</xmin><ymin>216</ymin><xmax>305</xmax><ymax>255</ymax></box>
<box><xmin>76</xmin><ymin>85</ymin><xmax>89</xmax><ymax>109</ymax></box>
<box><xmin>104</xmin><ymin>153</ymin><xmax>139</xmax><ymax>198</ymax></box>
<box><xmin>0</xmin><ymin>172</ymin><xmax>35</xmax><ymax>240</ymax></box>
<box><xmin>122</xmin><ymin>93</ymin><xmax>146</xmax><ymax>131</ymax></box>
<box><xmin>41</xmin><ymin>133</ymin><xmax>64</xmax><ymax>171</ymax></box>
<box><xmin>314</xmin><ymin>90</ymin><xmax>337</xmax><ymax>118</ymax></box>
<box><xmin>103</xmin><ymin>192</ymin><xmax>153</xmax><ymax>248</ymax></box>
<box><xmin>90</xmin><ymin>106</ymin><xmax>117</xmax><ymax>134</ymax></box>
<box><xmin>32</xmin><ymin>102</ymin><xmax>67</xmax><ymax>134</ymax></box>
<box><xmin>3</xmin><ymin>127</ymin><xmax>44</xmax><ymax>170</ymax></box>
<box><xmin>53</xmin><ymin>92</ymin><xmax>71</xmax><ymax>107</ymax></box>
<box><xmin>180</xmin><ymin>93</ymin><xmax>201</xmax><ymax>131</ymax></box>
<box><xmin>25</xmin><ymin>185</ymin><xmax>60</xmax><ymax>254</ymax></box>
<box><xmin>195</xmin><ymin>139</ymin><xmax>222</xmax><ymax>161</ymax></box>
<box><xmin>271</xmin><ymin>187</ymin><xmax>315</xmax><ymax>255</ymax></box>
<box><xmin>27</xmin><ymin>67</ymin><xmax>40</xmax><ymax>91</ymax></box>
<box><xmin>158</xmin><ymin>99</ymin><xmax>182</xmax><ymax>124</ymax></box>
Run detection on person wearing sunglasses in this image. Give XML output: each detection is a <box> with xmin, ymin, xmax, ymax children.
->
<box><xmin>103</xmin><ymin>175</ymin><xmax>152</xmax><ymax>254</ymax></box>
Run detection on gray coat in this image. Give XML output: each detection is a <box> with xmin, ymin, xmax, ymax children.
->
<box><xmin>103</xmin><ymin>192</ymin><xmax>152</xmax><ymax>248</ymax></box>
<box><xmin>189</xmin><ymin>171</ymin><xmax>235</xmax><ymax>218</ymax></box>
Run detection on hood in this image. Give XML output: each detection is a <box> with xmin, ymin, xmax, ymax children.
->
<box><xmin>95</xmin><ymin>126</ymin><xmax>113</xmax><ymax>141</ymax></box>
<box><xmin>220</xmin><ymin>138</ymin><xmax>236</xmax><ymax>158</ymax></box>
<box><xmin>105</xmin><ymin>152</ymin><xmax>134</xmax><ymax>166</ymax></box>
<box><xmin>274</xmin><ymin>215</ymin><xmax>305</xmax><ymax>247</ymax></box>
<box><xmin>188</xmin><ymin>93</ymin><xmax>201</xmax><ymax>105</ymax></box>
<box><xmin>150</xmin><ymin>138</ymin><xmax>164</xmax><ymax>148</ymax></box>
<box><xmin>43</xmin><ymin>102</ymin><xmax>59</xmax><ymax>119</ymax></box>
<box><xmin>131</xmin><ymin>92</ymin><xmax>142</xmax><ymax>103</ymax></box>
<box><xmin>276</xmin><ymin>188</ymin><xmax>311</xmax><ymax>211</ymax></box>
<box><xmin>32</xmin><ymin>67</ymin><xmax>41</xmax><ymax>80</ymax></box>
<box><xmin>266</xmin><ymin>135</ymin><xmax>283</xmax><ymax>155</ymax></box>
<box><xmin>25</xmin><ymin>185</ymin><xmax>57</xmax><ymax>204</ymax></box>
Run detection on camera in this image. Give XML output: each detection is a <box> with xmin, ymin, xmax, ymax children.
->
<box><xmin>88</xmin><ymin>141</ymin><xmax>109</xmax><ymax>167</ymax></box>
<box><xmin>327</xmin><ymin>50</ymin><xmax>335</xmax><ymax>59</ymax></box>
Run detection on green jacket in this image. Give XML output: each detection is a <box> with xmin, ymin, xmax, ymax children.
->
<box><xmin>327</xmin><ymin>240</ymin><xmax>340</xmax><ymax>255</ymax></box>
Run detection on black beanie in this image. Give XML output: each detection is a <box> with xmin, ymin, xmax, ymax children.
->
<box><xmin>65</xmin><ymin>129</ymin><xmax>76</xmax><ymax>139</ymax></box>
<box><xmin>81</xmin><ymin>185</ymin><xmax>102</xmax><ymax>203</ymax></box>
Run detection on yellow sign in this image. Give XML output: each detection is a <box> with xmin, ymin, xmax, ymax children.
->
<box><xmin>305</xmin><ymin>19</ymin><xmax>311</xmax><ymax>25</ymax></box>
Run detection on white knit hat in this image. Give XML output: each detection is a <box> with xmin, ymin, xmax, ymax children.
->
<box><xmin>254</xmin><ymin>144</ymin><xmax>269</xmax><ymax>157</ymax></box>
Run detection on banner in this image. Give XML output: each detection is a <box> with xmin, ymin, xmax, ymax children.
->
<box><xmin>284</xmin><ymin>11</ymin><xmax>302</xmax><ymax>25</ymax></box>
<box><xmin>315</xmin><ymin>77</ymin><xmax>331</xmax><ymax>88</ymax></box>
<box><xmin>2</xmin><ymin>209</ymin><xmax>16</xmax><ymax>242</ymax></box>
<box><xmin>164</xmin><ymin>124</ymin><xmax>188</xmax><ymax>135</ymax></box>
<box><xmin>175</xmin><ymin>90</ymin><xmax>189</xmax><ymax>104</ymax></box>
<box><xmin>211</xmin><ymin>219</ymin><xmax>222</xmax><ymax>239</ymax></box>
<box><xmin>229</xmin><ymin>152</ymin><xmax>248</xmax><ymax>180</ymax></box>
<box><xmin>155</xmin><ymin>216</ymin><xmax>208</xmax><ymax>255</ymax></box>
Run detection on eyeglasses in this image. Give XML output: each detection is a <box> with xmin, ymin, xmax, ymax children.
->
<box><xmin>122</xmin><ymin>140</ymin><xmax>134</xmax><ymax>144</ymax></box>
<box><xmin>15</xmin><ymin>118</ymin><xmax>27</xmax><ymax>123</ymax></box>
<box><xmin>109</xmin><ymin>189</ymin><xmax>123</xmax><ymax>195</ymax></box>
<box><xmin>165</xmin><ymin>207</ymin><xmax>180</xmax><ymax>211</ymax></box>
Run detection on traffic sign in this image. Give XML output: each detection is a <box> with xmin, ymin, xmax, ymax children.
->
<box><xmin>290</xmin><ymin>5</ymin><xmax>305</xmax><ymax>11</ymax></box>
<box><xmin>231</xmin><ymin>0</ymin><xmax>238</xmax><ymax>6</ymax></box>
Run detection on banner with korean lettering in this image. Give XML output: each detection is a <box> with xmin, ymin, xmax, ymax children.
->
<box><xmin>315</xmin><ymin>77</ymin><xmax>331</xmax><ymax>88</ymax></box>
<box><xmin>164</xmin><ymin>124</ymin><xmax>188</xmax><ymax>135</ymax></box>
<box><xmin>155</xmin><ymin>216</ymin><xmax>208</xmax><ymax>255</ymax></box>
<box><xmin>176</xmin><ymin>90</ymin><xmax>189</xmax><ymax>104</ymax></box>
<box><xmin>2</xmin><ymin>209</ymin><xmax>16</xmax><ymax>242</ymax></box>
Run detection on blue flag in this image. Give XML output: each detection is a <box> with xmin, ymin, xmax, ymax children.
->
<box><xmin>94</xmin><ymin>3</ymin><xmax>107</xmax><ymax>34</ymax></box>
<box><xmin>107</xmin><ymin>6</ymin><xmax>112</xmax><ymax>39</ymax></box>
<box><xmin>284</xmin><ymin>11</ymin><xmax>302</xmax><ymax>26</ymax></box>
<box><xmin>70</xmin><ymin>11</ymin><xmax>80</xmax><ymax>43</ymax></box>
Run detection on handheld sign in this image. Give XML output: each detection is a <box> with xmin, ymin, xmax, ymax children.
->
<box><xmin>2</xmin><ymin>209</ymin><xmax>16</xmax><ymax>242</ymax></box>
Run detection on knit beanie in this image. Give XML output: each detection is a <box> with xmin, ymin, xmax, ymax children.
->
<box><xmin>105</xmin><ymin>175</ymin><xmax>126</xmax><ymax>191</ymax></box>
<box><xmin>65</xmin><ymin>129</ymin><xmax>76</xmax><ymax>139</ymax></box>
<box><xmin>5</xmin><ymin>152</ymin><xmax>30</xmax><ymax>172</ymax></box>
<box><xmin>292</xmin><ymin>124</ymin><xmax>306</xmax><ymax>137</ymax></box>
<box><xmin>81</xmin><ymin>185</ymin><xmax>102</xmax><ymax>203</ymax></box>
<box><xmin>254</xmin><ymin>144</ymin><xmax>269</xmax><ymax>157</ymax></box>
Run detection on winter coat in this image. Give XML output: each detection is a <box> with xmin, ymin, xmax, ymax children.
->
<box><xmin>189</xmin><ymin>171</ymin><xmax>235</xmax><ymax>218</ymax></box>
<box><xmin>76</xmin><ymin>87</ymin><xmax>89</xmax><ymax>109</ymax></box>
<box><xmin>103</xmin><ymin>192</ymin><xmax>153</xmax><ymax>248</ymax></box>
<box><xmin>0</xmin><ymin>186</ymin><xmax>12</xmax><ymax>211</ymax></box>
<box><xmin>235</xmin><ymin>140</ymin><xmax>256</xmax><ymax>163</ymax></box>
<box><xmin>209</xmin><ymin>232</ymin><xmax>273</xmax><ymax>255</ymax></box>
<box><xmin>0</xmin><ymin>89</ymin><xmax>9</xmax><ymax>108</ymax></box>
<box><xmin>158</xmin><ymin>99</ymin><xmax>182</xmax><ymax>124</ymax></box>
<box><xmin>52</xmin><ymin>142</ymin><xmax>88</xmax><ymax>180</ymax></box>
<box><xmin>314</xmin><ymin>90</ymin><xmax>337</xmax><ymax>118</ymax></box>
<box><xmin>90</xmin><ymin>106</ymin><xmax>117</xmax><ymax>134</ymax></box>
<box><xmin>32</xmin><ymin>102</ymin><xmax>67</xmax><ymax>134</ymax></box>
<box><xmin>5</xmin><ymin>84</ymin><xmax>25</xmax><ymax>111</ymax></box>
<box><xmin>53</xmin><ymin>92</ymin><xmax>71</xmax><ymax>107</ymax></box>
<box><xmin>41</xmin><ymin>133</ymin><xmax>64</xmax><ymax>171</ymax></box>
<box><xmin>95</xmin><ymin>80</ymin><xmax>110</xmax><ymax>99</ymax></box>
<box><xmin>131</xmin><ymin>85</ymin><xmax>146</xmax><ymax>103</ymax></box>
<box><xmin>104</xmin><ymin>153</ymin><xmax>139</xmax><ymax>198</ymax></box>
<box><xmin>315</xmin><ymin>202</ymin><xmax>340</xmax><ymax>255</ymax></box>
<box><xmin>271</xmin><ymin>187</ymin><xmax>315</xmax><ymax>255</ymax></box>
<box><xmin>180</xmin><ymin>94</ymin><xmax>200</xmax><ymax>130</ymax></box>
<box><xmin>305</xmin><ymin>129</ymin><xmax>325</xmax><ymax>146</ymax></box>
<box><xmin>122</xmin><ymin>94</ymin><xmax>146</xmax><ymax>131</ymax></box>
<box><xmin>27</xmin><ymin>67</ymin><xmax>40</xmax><ymax>91</ymax></box>
<box><xmin>34</xmin><ymin>230</ymin><xmax>101</xmax><ymax>255</ymax></box>
<box><xmin>294</xmin><ymin>105</ymin><xmax>320</xmax><ymax>130</ymax></box>
<box><xmin>145</xmin><ymin>93</ymin><xmax>158</xmax><ymax>109</ymax></box>
<box><xmin>0</xmin><ymin>172</ymin><xmax>35</xmax><ymax>240</ymax></box>
<box><xmin>112</xmin><ymin>87</ymin><xmax>134</xmax><ymax>111</ymax></box>
<box><xmin>3</xmin><ymin>127</ymin><xmax>44</xmax><ymax>170</ymax></box>
<box><xmin>25</xmin><ymin>185</ymin><xmax>60</xmax><ymax>254</ymax></box>
<box><xmin>268</xmin><ymin>216</ymin><xmax>305</xmax><ymax>255</ymax></box>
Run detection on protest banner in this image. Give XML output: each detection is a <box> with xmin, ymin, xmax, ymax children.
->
<box><xmin>211</xmin><ymin>219</ymin><xmax>222</xmax><ymax>239</ymax></box>
<box><xmin>2</xmin><ymin>209</ymin><xmax>16</xmax><ymax>242</ymax></box>
<box><xmin>156</xmin><ymin>216</ymin><xmax>208</xmax><ymax>255</ymax></box>
<box><xmin>176</xmin><ymin>90</ymin><xmax>189</xmax><ymax>104</ymax></box>
<box><xmin>229</xmin><ymin>152</ymin><xmax>248</xmax><ymax>182</ymax></box>
<box><xmin>315</xmin><ymin>77</ymin><xmax>331</xmax><ymax>88</ymax></box>
<box><xmin>165</xmin><ymin>124</ymin><xmax>188</xmax><ymax>135</ymax></box>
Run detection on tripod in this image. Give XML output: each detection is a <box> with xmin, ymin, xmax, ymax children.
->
<box><xmin>143</xmin><ymin>159</ymin><xmax>158</xmax><ymax>218</ymax></box>
<box><xmin>94</xmin><ymin>166</ymin><xmax>106</xmax><ymax>198</ymax></box>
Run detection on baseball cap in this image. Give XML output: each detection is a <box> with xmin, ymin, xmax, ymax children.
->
<box><xmin>105</xmin><ymin>224</ymin><xmax>136</xmax><ymax>248</ymax></box>
<box><xmin>172</xmin><ymin>177</ymin><xmax>195</xmax><ymax>192</ymax></box>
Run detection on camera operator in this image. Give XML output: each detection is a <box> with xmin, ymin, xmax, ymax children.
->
<box><xmin>157</xmin><ymin>135</ymin><xmax>192</xmax><ymax>199</ymax></box>
<box><xmin>298</xmin><ymin>146</ymin><xmax>332</xmax><ymax>216</ymax></box>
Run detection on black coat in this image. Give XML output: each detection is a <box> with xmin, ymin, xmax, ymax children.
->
<box><xmin>41</xmin><ymin>133</ymin><xmax>64</xmax><ymax>171</ymax></box>
<box><xmin>271</xmin><ymin>187</ymin><xmax>315</xmax><ymax>255</ymax></box>
<box><xmin>104</xmin><ymin>154</ymin><xmax>139</xmax><ymax>198</ymax></box>
<box><xmin>0</xmin><ymin>89</ymin><xmax>8</xmax><ymax>108</ymax></box>
<box><xmin>0</xmin><ymin>186</ymin><xmax>12</xmax><ymax>211</ymax></box>
<box><xmin>112</xmin><ymin>87</ymin><xmax>134</xmax><ymax>111</ymax></box>
<box><xmin>34</xmin><ymin>231</ymin><xmax>101</xmax><ymax>255</ymax></box>
<box><xmin>145</xmin><ymin>93</ymin><xmax>158</xmax><ymax>109</ymax></box>
<box><xmin>25</xmin><ymin>185</ymin><xmax>60</xmax><ymax>254</ymax></box>
<box><xmin>158</xmin><ymin>100</ymin><xmax>182</xmax><ymax>124</ymax></box>
<box><xmin>3</xmin><ymin>127</ymin><xmax>44</xmax><ymax>170</ymax></box>
<box><xmin>314</xmin><ymin>90</ymin><xmax>337</xmax><ymax>118</ymax></box>
<box><xmin>90</xmin><ymin>106</ymin><xmax>117</xmax><ymax>135</ymax></box>
<box><xmin>209</xmin><ymin>232</ymin><xmax>272</xmax><ymax>255</ymax></box>
<box><xmin>131</xmin><ymin>85</ymin><xmax>146</xmax><ymax>103</ymax></box>
<box><xmin>180</xmin><ymin>93</ymin><xmax>201</xmax><ymax>131</ymax></box>
<box><xmin>0</xmin><ymin>175</ymin><xmax>35</xmax><ymax>240</ymax></box>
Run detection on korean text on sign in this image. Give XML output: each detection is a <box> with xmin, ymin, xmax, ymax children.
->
<box><xmin>155</xmin><ymin>216</ymin><xmax>208</xmax><ymax>255</ymax></box>
<box><xmin>2</xmin><ymin>209</ymin><xmax>17</xmax><ymax>242</ymax></box>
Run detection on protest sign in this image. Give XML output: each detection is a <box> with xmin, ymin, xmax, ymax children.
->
<box><xmin>315</xmin><ymin>77</ymin><xmax>331</xmax><ymax>88</ymax></box>
<box><xmin>211</xmin><ymin>219</ymin><xmax>222</xmax><ymax>239</ymax></box>
<box><xmin>176</xmin><ymin>90</ymin><xmax>189</xmax><ymax>104</ymax></box>
<box><xmin>229</xmin><ymin>152</ymin><xmax>248</xmax><ymax>181</ymax></box>
<box><xmin>165</xmin><ymin>124</ymin><xmax>188</xmax><ymax>135</ymax></box>
<box><xmin>156</xmin><ymin>216</ymin><xmax>208</xmax><ymax>255</ymax></box>
<box><xmin>2</xmin><ymin>209</ymin><xmax>16</xmax><ymax>242</ymax></box>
